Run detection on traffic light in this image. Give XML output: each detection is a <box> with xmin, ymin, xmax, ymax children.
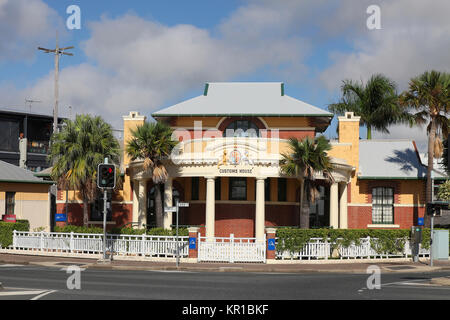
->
<box><xmin>426</xmin><ymin>201</ymin><xmax>449</xmax><ymax>217</ymax></box>
<box><xmin>97</xmin><ymin>164</ymin><xmax>116</xmax><ymax>189</ymax></box>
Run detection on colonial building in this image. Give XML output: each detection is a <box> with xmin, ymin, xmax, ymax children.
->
<box><xmin>57</xmin><ymin>82</ymin><xmax>439</xmax><ymax>236</ymax></box>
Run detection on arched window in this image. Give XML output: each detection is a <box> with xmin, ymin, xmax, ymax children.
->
<box><xmin>223</xmin><ymin>120</ymin><xmax>260</xmax><ymax>137</ymax></box>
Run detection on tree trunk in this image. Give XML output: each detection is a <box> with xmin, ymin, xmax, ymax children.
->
<box><xmin>367</xmin><ymin>125</ymin><xmax>372</xmax><ymax>140</ymax></box>
<box><xmin>83</xmin><ymin>198</ymin><xmax>89</xmax><ymax>227</ymax></box>
<box><xmin>300</xmin><ymin>180</ymin><xmax>310</xmax><ymax>229</ymax></box>
<box><xmin>425</xmin><ymin>119</ymin><xmax>436</xmax><ymax>227</ymax></box>
<box><xmin>154</xmin><ymin>184</ymin><xmax>163</xmax><ymax>228</ymax></box>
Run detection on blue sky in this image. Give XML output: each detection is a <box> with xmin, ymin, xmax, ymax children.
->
<box><xmin>1</xmin><ymin>0</ymin><xmax>449</xmax><ymax>152</ymax></box>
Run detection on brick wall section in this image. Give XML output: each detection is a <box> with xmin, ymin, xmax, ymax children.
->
<box><xmin>56</xmin><ymin>203</ymin><xmax>132</xmax><ymax>231</ymax></box>
<box><xmin>182</xmin><ymin>202</ymin><xmax>298</xmax><ymax>238</ymax></box>
<box><xmin>348</xmin><ymin>205</ymin><xmax>425</xmax><ymax>229</ymax></box>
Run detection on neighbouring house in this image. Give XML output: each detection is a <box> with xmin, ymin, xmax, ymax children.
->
<box><xmin>0</xmin><ymin>160</ymin><xmax>53</xmax><ymax>231</ymax></box>
<box><xmin>55</xmin><ymin>82</ymin><xmax>445</xmax><ymax>236</ymax></box>
<box><xmin>0</xmin><ymin>108</ymin><xmax>65</xmax><ymax>172</ymax></box>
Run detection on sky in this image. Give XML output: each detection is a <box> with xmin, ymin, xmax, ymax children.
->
<box><xmin>1</xmin><ymin>0</ymin><xmax>449</xmax><ymax>152</ymax></box>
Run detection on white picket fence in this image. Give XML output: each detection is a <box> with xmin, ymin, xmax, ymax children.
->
<box><xmin>10</xmin><ymin>231</ymin><xmax>189</xmax><ymax>258</ymax></box>
<box><xmin>198</xmin><ymin>234</ymin><xmax>266</xmax><ymax>263</ymax></box>
<box><xmin>276</xmin><ymin>237</ymin><xmax>430</xmax><ymax>260</ymax></box>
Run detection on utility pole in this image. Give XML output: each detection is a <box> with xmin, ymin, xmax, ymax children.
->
<box><xmin>38</xmin><ymin>33</ymin><xmax>74</xmax><ymax>134</ymax></box>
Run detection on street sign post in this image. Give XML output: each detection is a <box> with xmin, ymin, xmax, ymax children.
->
<box><xmin>165</xmin><ymin>201</ymin><xmax>189</xmax><ymax>267</ymax></box>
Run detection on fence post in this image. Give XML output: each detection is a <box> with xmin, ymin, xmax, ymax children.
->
<box><xmin>230</xmin><ymin>233</ymin><xmax>234</xmax><ymax>263</ymax></box>
<box><xmin>188</xmin><ymin>227</ymin><xmax>199</xmax><ymax>260</ymax></box>
<box><xmin>141</xmin><ymin>234</ymin><xmax>145</xmax><ymax>256</ymax></box>
<box><xmin>13</xmin><ymin>230</ymin><xmax>17</xmax><ymax>250</ymax></box>
<box><xmin>70</xmin><ymin>232</ymin><xmax>74</xmax><ymax>253</ymax></box>
<box><xmin>325</xmin><ymin>238</ymin><xmax>329</xmax><ymax>260</ymax></box>
<box><xmin>265</xmin><ymin>228</ymin><xmax>276</xmax><ymax>261</ymax></box>
<box><xmin>40</xmin><ymin>231</ymin><xmax>44</xmax><ymax>251</ymax></box>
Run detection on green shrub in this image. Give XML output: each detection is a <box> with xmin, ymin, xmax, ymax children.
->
<box><xmin>55</xmin><ymin>225</ymin><xmax>188</xmax><ymax>237</ymax></box>
<box><xmin>276</xmin><ymin>228</ymin><xmax>412</xmax><ymax>255</ymax></box>
<box><xmin>0</xmin><ymin>220</ymin><xmax>30</xmax><ymax>248</ymax></box>
<box><xmin>54</xmin><ymin>225</ymin><xmax>103</xmax><ymax>234</ymax></box>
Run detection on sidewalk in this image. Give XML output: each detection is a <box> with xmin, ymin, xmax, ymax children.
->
<box><xmin>1</xmin><ymin>252</ymin><xmax>450</xmax><ymax>274</ymax></box>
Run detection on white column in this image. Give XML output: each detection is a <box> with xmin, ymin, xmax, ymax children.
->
<box><xmin>138</xmin><ymin>179</ymin><xmax>147</xmax><ymax>229</ymax></box>
<box><xmin>339</xmin><ymin>182</ymin><xmax>348</xmax><ymax>229</ymax></box>
<box><xmin>132</xmin><ymin>180</ymin><xmax>140</xmax><ymax>226</ymax></box>
<box><xmin>205</xmin><ymin>177</ymin><xmax>215</xmax><ymax>239</ymax></box>
<box><xmin>164</xmin><ymin>178</ymin><xmax>173</xmax><ymax>230</ymax></box>
<box><xmin>329</xmin><ymin>182</ymin><xmax>339</xmax><ymax>229</ymax></box>
<box><xmin>255</xmin><ymin>177</ymin><xmax>266</xmax><ymax>240</ymax></box>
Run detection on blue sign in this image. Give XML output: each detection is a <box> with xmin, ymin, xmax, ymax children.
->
<box><xmin>55</xmin><ymin>213</ymin><xmax>67</xmax><ymax>222</ymax></box>
<box><xmin>418</xmin><ymin>218</ymin><xmax>424</xmax><ymax>226</ymax></box>
<box><xmin>189</xmin><ymin>237</ymin><xmax>196</xmax><ymax>249</ymax></box>
<box><xmin>267</xmin><ymin>238</ymin><xmax>276</xmax><ymax>251</ymax></box>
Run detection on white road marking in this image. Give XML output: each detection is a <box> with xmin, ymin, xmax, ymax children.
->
<box><xmin>0</xmin><ymin>289</ymin><xmax>47</xmax><ymax>296</ymax></box>
<box><xmin>0</xmin><ymin>264</ymin><xmax>25</xmax><ymax>267</ymax></box>
<box><xmin>30</xmin><ymin>290</ymin><xmax>57</xmax><ymax>300</ymax></box>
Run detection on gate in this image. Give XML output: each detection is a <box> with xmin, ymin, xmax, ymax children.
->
<box><xmin>198</xmin><ymin>233</ymin><xmax>266</xmax><ymax>263</ymax></box>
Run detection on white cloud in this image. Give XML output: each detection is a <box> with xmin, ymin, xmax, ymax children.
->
<box><xmin>0</xmin><ymin>0</ymin><xmax>62</xmax><ymax>62</ymax></box>
<box><xmin>319</xmin><ymin>0</ymin><xmax>450</xmax><ymax>148</ymax></box>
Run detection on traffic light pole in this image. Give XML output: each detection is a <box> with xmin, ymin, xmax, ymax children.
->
<box><xmin>103</xmin><ymin>187</ymin><xmax>107</xmax><ymax>260</ymax></box>
<box><xmin>430</xmin><ymin>214</ymin><xmax>434</xmax><ymax>267</ymax></box>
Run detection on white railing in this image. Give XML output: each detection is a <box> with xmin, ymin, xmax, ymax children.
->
<box><xmin>11</xmin><ymin>231</ymin><xmax>189</xmax><ymax>258</ymax></box>
<box><xmin>276</xmin><ymin>237</ymin><xmax>430</xmax><ymax>260</ymax></box>
<box><xmin>198</xmin><ymin>233</ymin><xmax>266</xmax><ymax>263</ymax></box>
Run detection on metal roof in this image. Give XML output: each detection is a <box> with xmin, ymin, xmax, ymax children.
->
<box><xmin>0</xmin><ymin>160</ymin><xmax>53</xmax><ymax>184</ymax></box>
<box><xmin>358</xmin><ymin>140</ymin><xmax>430</xmax><ymax>179</ymax></box>
<box><xmin>152</xmin><ymin>82</ymin><xmax>333</xmax><ymax>118</ymax></box>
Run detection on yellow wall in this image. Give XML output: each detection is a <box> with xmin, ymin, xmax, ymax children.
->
<box><xmin>0</xmin><ymin>183</ymin><xmax>49</xmax><ymax>201</ymax></box>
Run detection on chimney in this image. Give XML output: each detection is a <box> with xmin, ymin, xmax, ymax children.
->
<box><xmin>338</xmin><ymin>112</ymin><xmax>361</xmax><ymax>170</ymax></box>
<box><xmin>122</xmin><ymin>111</ymin><xmax>146</xmax><ymax>167</ymax></box>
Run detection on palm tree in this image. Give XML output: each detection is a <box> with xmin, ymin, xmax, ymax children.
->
<box><xmin>48</xmin><ymin>114</ymin><xmax>120</xmax><ymax>226</ymax></box>
<box><xmin>280</xmin><ymin>136</ymin><xmax>334</xmax><ymax>229</ymax></box>
<box><xmin>329</xmin><ymin>74</ymin><xmax>406</xmax><ymax>139</ymax></box>
<box><xmin>399</xmin><ymin>70</ymin><xmax>450</xmax><ymax>226</ymax></box>
<box><xmin>126</xmin><ymin>121</ymin><xmax>177</xmax><ymax>228</ymax></box>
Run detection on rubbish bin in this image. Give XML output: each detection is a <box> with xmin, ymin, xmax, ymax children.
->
<box><xmin>432</xmin><ymin>230</ymin><xmax>449</xmax><ymax>260</ymax></box>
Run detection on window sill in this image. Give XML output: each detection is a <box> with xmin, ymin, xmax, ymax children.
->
<box><xmin>367</xmin><ymin>224</ymin><xmax>400</xmax><ymax>229</ymax></box>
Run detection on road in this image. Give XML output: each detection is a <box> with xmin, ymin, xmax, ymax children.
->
<box><xmin>0</xmin><ymin>264</ymin><xmax>449</xmax><ymax>301</ymax></box>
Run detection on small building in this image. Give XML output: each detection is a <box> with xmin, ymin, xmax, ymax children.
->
<box><xmin>0</xmin><ymin>108</ymin><xmax>64</xmax><ymax>172</ymax></box>
<box><xmin>0</xmin><ymin>160</ymin><xmax>53</xmax><ymax>231</ymax></box>
<box><xmin>56</xmin><ymin>82</ymin><xmax>440</xmax><ymax>236</ymax></box>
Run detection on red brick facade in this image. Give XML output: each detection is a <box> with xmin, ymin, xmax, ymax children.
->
<box><xmin>181</xmin><ymin>202</ymin><xmax>299</xmax><ymax>238</ymax></box>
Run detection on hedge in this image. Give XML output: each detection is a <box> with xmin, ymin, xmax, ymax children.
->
<box><xmin>0</xmin><ymin>220</ymin><xmax>30</xmax><ymax>248</ymax></box>
<box><xmin>54</xmin><ymin>225</ymin><xmax>188</xmax><ymax>237</ymax></box>
<box><xmin>275</xmin><ymin>228</ymin><xmax>435</xmax><ymax>255</ymax></box>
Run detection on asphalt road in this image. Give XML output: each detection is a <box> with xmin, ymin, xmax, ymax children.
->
<box><xmin>0</xmin><ymin>264</ymin><xmax>449</xmax><ymax>301</ymax></box>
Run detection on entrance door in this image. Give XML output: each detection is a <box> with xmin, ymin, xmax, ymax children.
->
<box><xmin>147</xmin><ymin>185</ymin><xmax>181</xmax><ymax>228</ymax></box>
<box><xmin>309</xmin><ymin>185</ymin><xmax>330</xmax><ymax>228</ymax></box>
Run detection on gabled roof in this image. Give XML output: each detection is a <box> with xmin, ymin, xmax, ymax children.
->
<box><xmin>152</xmin><ymin>82</ymin><xmax>333</xmax><ymax>118</ymax></box>
<box><xmin>0</xmin><ymin>160</ymin><xmax>53</xmax><ymax>184</ymax></box>
<box><xmin>358</xmin><ymin>140</ymin><xmax>430</xmax><ymax>179</ymax></box>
